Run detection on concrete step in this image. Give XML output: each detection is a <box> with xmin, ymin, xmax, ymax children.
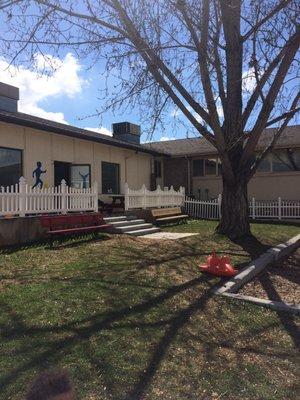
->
<box><xmin>110</xmin><ymin>219</ymin><xmax>145</xmax><ymax>228</ymax></box>
<box><xmin>127</xmin><ymin>227</ymin><xmax>161</xmax><ymax>236</ymax></box>
<box><xmin>126</xmin><ymin>215</ymin><xmax>138</xmax><ymax>221</ymax></box>
<box><xmin>115</xmin><ymin>223</ymin><xmax>153</xmax><ymax>233</ymax></box>
<box><xmin>103</xmin><ymin>216</ymin><xmax>127</xmax><ymax>223</ymax></box>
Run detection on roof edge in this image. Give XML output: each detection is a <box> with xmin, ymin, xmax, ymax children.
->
<box><xmin>0</xmin><ymin>110</ymin><xmax>163</xmax><ymax>156</ymax></box>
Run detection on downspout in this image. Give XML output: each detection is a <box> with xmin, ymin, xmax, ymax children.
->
<box><xmin>187</xmin><ymin>156</ymin><xmax>191</xmax><ymax>195</ymax></box>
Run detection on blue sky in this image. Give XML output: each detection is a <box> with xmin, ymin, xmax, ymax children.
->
<box><xmin>0</xmin><ymin>50</ymin><xmax>180</xmax><ymax>142</ymax></box>
<box><xmin>0</xmin><ymin>10</ymin><xmax>298</xmax><ymax>144</ymax></box>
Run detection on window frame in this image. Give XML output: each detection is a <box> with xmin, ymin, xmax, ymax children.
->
<box><xmin>271</xmin><ymin>148</ymin><xmax>300</xmax><ymax>173</ymax></box>
<box><xmin>70</xmin><ymin>164</ymin><xmax>91</xmax><ymax>189</ymax></box>
<box><xmin>255</xmin><ymin>153</ymin><xmax>272</xmax><ymax>173</ymax></box>
<box><xmin>193</xmin><ymin>157</ymin><xmax>219</xmax><ymax>177</ymax></box>
<box><xmin>101</xmin><ymin>161</ymin><xmax>120</xmax><ymax>194</ymax></box>
<box><xmin>192</xmin><ymin>159</ymin><xmax>204</xmax><ymax>177</ymax></box>
<box><xmin>0</xmin><ymin>145</ymin><xmax>23</xmax><ymax>187</ymax></box>
<box><xmin>154</xmin><ymin>159</ymin><xmax>162</xmax><ymax>178</ymax></box>
<box><xmin>204</xmin><ymin>157</ymin><xmax>218</xmax><ymax>176</ymax></box>
<box><xmin>254</xmin><ymin>148</ymin><xmax>300</xmax><ymax>175</ymax></box>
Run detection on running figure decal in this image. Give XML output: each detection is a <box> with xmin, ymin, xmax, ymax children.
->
<box><xmin>32</xmin><ymin>161</ymin><xmax>46</xmax><ymax>188</ymax></box>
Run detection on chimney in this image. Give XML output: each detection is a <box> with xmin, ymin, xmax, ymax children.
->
<box><xmin>112</xmin><ymin>122</ymin><xmax>141</xmax><ymax>145</ymax></box>
<box><xmin>0</xmin><ymin>82</ymin><xmax>19</xmax><ymax>112</ymax></box>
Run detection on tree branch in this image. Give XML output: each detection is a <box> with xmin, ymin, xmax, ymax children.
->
<box><xmin>109</xmin><ymin>0</ymin><xmax>215</xmax><ymax>141</ymax></box>
<box><xmin>242</xmin><ymin>0</ymin><xmax>293</xmax><ymax>42</ymax></box>
<box><xmin>242</xmin><ymin>36</ymin><xmax>295</xmax><ymax>129</ymax></box>
<box><xmin>266</xmin><ymin>104</ymin><xmax>300</xmax><ymax>127</ymax></box>
<box><xmin>248</xmin><ymin>91</ymin><xmax>300</xmax><ymax>180</ymax></box>
<box><xmin>241</xmin><ymin>30</ymin><xmax>300</xmax><ymax>166</ymax></box>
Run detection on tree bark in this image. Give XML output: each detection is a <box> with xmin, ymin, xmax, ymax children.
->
<box><xmin>217</xmin><ymin>178</ymin><xmax>251</xmax><ymax>239</ymax></box>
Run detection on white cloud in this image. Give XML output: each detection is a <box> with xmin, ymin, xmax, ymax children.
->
<box><xmin>242</xmin><ymin>68</ymin><xmax>257</xmax><ymax>92</ymax></box>
<box><xmin>160</xmin><ymin>136</ymin><xmax>176</xmax><ymax>141</ymax></box>
<box><xmin>170</xmin><ymin>108</ymin><xmax>181</xmax><ymax>118</ymax></box>
<box><xmin>84</xmin><ymin>126</ymin><xmax>112</xmax><ymax>136</ymax></box>
<box><xmin>0</xmin><ymin>53</ymin><xmax>85</xmax><ymax>124</ymax></box>
<box><xmin>171</xmin><ymin>106</ymin><xmax>205</xmax><ymax>125</ymax></box>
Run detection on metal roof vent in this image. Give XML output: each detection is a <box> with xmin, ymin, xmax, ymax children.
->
<box><xmin>112</xmin><ymin>122</ymin><xmax>141</xmax><ymax>145</ymax></box>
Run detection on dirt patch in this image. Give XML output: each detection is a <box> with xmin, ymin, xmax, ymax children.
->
<box><xmin>239</xmin><ymin>249</ymin><xmax>300</xmax><ymax>305</ymax></box>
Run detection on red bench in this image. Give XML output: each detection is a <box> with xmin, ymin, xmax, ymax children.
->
<box><xmin>40</xmin><ymin>213</ymin><xmax>111</xmax><ymax>246</ymax></box>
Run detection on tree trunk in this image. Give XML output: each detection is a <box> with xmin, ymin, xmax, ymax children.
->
<box><xmin>216</xmin><ymin>178</ymin><xmax>251</xmax><ymax>239</ymax></box>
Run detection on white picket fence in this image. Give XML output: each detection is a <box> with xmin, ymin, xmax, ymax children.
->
<box><xmin>185</xmin><ymin>196</ymin><xmax>222</xmax><ymax>219</ymax></box>
<box><xmin>124</xmin><ymin>183</ymin><xmax>185</xmax><ymax>210</ymax></box>
<box><xmin>0</xmin><ymin>177</ymin><xmax>98</xmax><ymax>217</ymax></box>
<box><xmin>184</xmin><ymin>196</ymin><xmax>300</xmax><ymax>220</ymax></box>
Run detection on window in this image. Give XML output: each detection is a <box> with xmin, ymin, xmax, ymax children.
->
<box><xmin>154</xmin><ymin>160</ymin><xmax>162</xmax><ymax>178</ymax></box>
<box><xmin>272</xmin><ymin>149</ymin><xmax>300</xmax><ymax>172</ymax></box>
<box><xmin>102</xmin><ymin>162</ymin><xmax>120</xmax><ymax>194</ymax></box>
<box><xmin>193</xmin><ymin>159</ymin><xmax>204</xmax><ymax>176</ymax></box>
<box><xmin>205</xmin><ymin>158</ymin><xmax>217</xmax><ymax>175</ymax></box>
<box><xmin>257</xmin><ymin>155</ymin><xmax>271</xmax><ymax>172</ymax></box>
<box><xmin>70</xmin><ymin>165</ymin><xmax>91</xmax><ymax>189</ymax></box>
<box><xmin>0</xmin><ymin>147</ymin><xmax>22</xmax><ymax>187</ymax></box>
<box><xmin>193</xmin><ymin>158</ymin><xmax>218</xmax><ymax>176</ymax></box>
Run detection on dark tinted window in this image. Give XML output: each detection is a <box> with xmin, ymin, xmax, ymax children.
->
<box><xmin>205</xmin><ymin>158</ymin><xmax>217</xmax><ymax>175</ymax></box>
<box><xmin>272</xmin><ymin>149</ymin><xmax>300</xmax><ymax>172</ymax></box>
<box><xmin>257</xmin><ymin>155</ymin><xmax>271</xmax><ymax>172</ymax></box>
<box><xmin>102</xmin><ymin>162</ymin><xmax>120</xmax><ymax>194</ymax></box>
<box><xmin>193</xmin><ymin>159</ymin><xmax>204</xmax><ymax>176</ymax></box>
<box><xmin>0</xmin><ymin>147</ymin><xmax>22</xmax><ymax>187</ymax></box>
<box><xmin>154</xmin><ymin>160</ymin><xmax>162</xmax><ymax>178</ymax></box>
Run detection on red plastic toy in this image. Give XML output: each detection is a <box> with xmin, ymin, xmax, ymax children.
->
<box><xmin>200</xmin><ymin>252</ymin><xmax>238</xmax><ymax>277</ymax></box>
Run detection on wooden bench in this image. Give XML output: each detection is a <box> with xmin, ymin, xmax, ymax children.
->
<box><xmin>40</xmin><ymin>213</ymin><xmax>111</xmax><ymax>246</ymax></box>
<box><xmin>151</xmin><ymin>207</ymin><xmax>189</xmax><ymax>225</ymax></box>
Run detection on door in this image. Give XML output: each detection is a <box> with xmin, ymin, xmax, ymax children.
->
<box><xmin>54</xmin><ymin>161</ymin><xmax>70</xmax><ymax>186</ymax></box>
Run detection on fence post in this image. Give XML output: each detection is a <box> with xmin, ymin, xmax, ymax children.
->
<box><xmin>278</xmin><ymin>197</ymin><xmax>282</xmax><ymax>220</ymax></box>
<box><xmin>93</xmin><ymin>181</ymin><xmax>98</xmax><ymax>213</ymax></box>
<box><xmin>218</xmin><ymin>194</ymin><xmax>222</xmax><ymax>219</ymax></box>
<box><xmin>124</xmin><ymin>182</ymin><xmax>129</xmax><ymax>211</ymax></box>
<box><xmin>252</xmin><ymin>197</ymin><xmax>255</xmax><ymax>220</ymax></box>
<box><xmin>142</xmin><ymin>184</ymin><xmax>146</xmax><ymax>209</ymax></box>
<box><xmin>156</xmin><ymin>185</ymin><xmax>161</xmax><ymax>208</ymax></box>
<box><xmin>19</xmin><ymin>176</ymin><xmax>26</xmax><ymax>217</ymax></box>
<box><xmin>170</xmin><ymin>185</ymin><xmax>174</xmax><ymax>207</ymax></box>
<box><xmin>180</xmin><ymin>186</ymin><xmax>185</xmax><ymax>207</ymax></box>
<box><xmin>61</xmin><ymin>179</ymin><xmax>67</xmax><ymax>214</ymax></box>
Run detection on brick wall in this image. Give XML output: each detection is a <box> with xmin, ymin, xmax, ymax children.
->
<box><xmin>163</xmin><ymin>157</ymin><xmax>190</xmax><ymax>192</ymax></box>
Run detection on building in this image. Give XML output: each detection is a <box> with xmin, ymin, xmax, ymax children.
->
<box><xmin>0</xmin><ymin>81</ymin><xmax>299</xmax><ymax>202</ymax></box>
<box><xmin>0</xmin><ymin>82</ymin><xmax>161</xmax><ymax>202</ymax></box>
<box><xmin>146</xmin><ymin>126</ymin><xmax>300</xmax><ymax>200</ymax></box>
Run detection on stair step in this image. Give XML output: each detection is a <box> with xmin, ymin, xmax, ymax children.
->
<box><xmin>116</xmin><ymin>223</ymin><xmax>153</xmax><ymax>233</ymax></box>
<box><xmin>103</xmin><ymin>216</ymin><xmax>127</xmax><ymax>223</ymax></box>
<box><xmin>126</xmin><ymin>215</ymin><xmax>138</xmax><ymax>220</ymax></box>
<box><xmin>110</xmin><ymin>219</ymin><xmax>145</xmax><ymax>227</ymax></box>
<box><xmin>127</xmin><ymin>227</ymin><xmax>161</xmax><ymax>236</ymax></box>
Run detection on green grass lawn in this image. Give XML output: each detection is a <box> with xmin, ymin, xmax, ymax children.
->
<box><xmin>0</xmin><ymin>220</ymin><xmax>299</xmax><ymax>400</ymax></box>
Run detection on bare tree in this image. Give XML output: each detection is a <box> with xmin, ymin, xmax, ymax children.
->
<box><xmin>1</xmin><ymin>0</ymin><xmax>299</xmax><ymax>238</ymax></box>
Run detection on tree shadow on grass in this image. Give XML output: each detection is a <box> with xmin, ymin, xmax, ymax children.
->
<box><xmin>232</xmin><ymin>234</ymin><xmax>270</xmax><ymax>259</ymax></box>
<box><xmin>258</xmin><ymin>274</ymin><xmax>300</xmax><ymax>349</ymax></box>
<box><xmin>234</xmin><ymin>235</ymin><xmax>300</xmax><ymax>350</ymax></box>
<box><xmin>112</xmin><ymin>237</ymin><xmax>249</xmax><ymax>277</ymax></box>
<box><xmin>0</xmin><ymin>233</ymin><xmax>111</xmax><ymax>254</ymax></box>
<box><xmin>0</xmin><ymin>275</ymin><xmax>216</xmax><ymax>399</ymax></box>
<box><xmin>1</xmin><ymin>232</ymin><xmax>297</xmax><ymax>399</ymax></box>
